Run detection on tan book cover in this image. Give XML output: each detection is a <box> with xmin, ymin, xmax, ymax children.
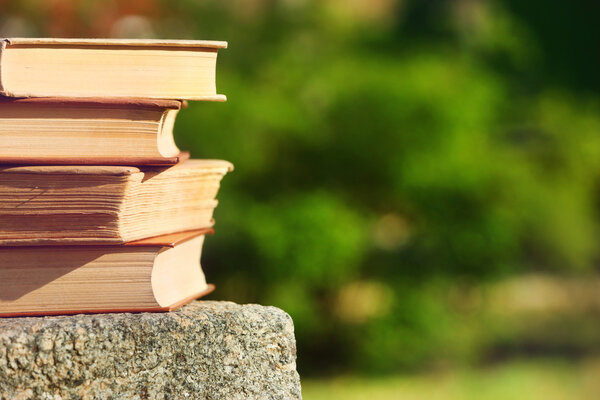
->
<box><xmin>0</xmin><ymin>229</ymin><xmax>216</xmax><ymax>317</ymax></box>
<box><xmin>0</xmin><ymin>97</ymin><xmax>191</xmax><ymax>165</ymax></box>
<box><xmin>0</xmin><ymin>38</ymin><xmax>227</xmax><ymax>100</ymax></box>
<box><xmin>0</xmin><ymin>159</ymin><xmax>233</xmax><ymax>245</ymax></box>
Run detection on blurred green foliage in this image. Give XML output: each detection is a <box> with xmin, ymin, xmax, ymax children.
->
<box><xmin>172</xmin><ymin>0</ymin><xmax>600</xmax><ymax>374</ymax></box>
<box><xmin>3</xmin><ymin>0</ymin><xmax>600</xmax><ymax>375</ymax></box>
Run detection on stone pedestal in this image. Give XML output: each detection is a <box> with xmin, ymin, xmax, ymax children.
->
<box><xmin>0</xmin><ymin>301</ymin><xmax>302</xmax><ymax>400</ymax></box>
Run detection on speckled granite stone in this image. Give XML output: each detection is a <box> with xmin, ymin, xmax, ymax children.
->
<box><xmin>0</xmin><ymin>301</ymin><xmax>301</xmax><ymax>400</ymax></box>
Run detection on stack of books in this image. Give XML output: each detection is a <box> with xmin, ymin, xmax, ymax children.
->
<box><xmin>0</xmin><ymin>38</ymin><xmax>232</xmax><ymax>317</ymax></box>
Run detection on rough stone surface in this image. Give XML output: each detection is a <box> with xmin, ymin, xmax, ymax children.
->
<box><xmin>0</xmin><ymin>301</ymin><xmax>301</xmax><ymax>399</ymax></box>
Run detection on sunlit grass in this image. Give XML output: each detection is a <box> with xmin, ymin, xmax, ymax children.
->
<box><xmin>302</xmin><ymin>359</ymin><xmax>600</xmax><ymax>400</ymax></box>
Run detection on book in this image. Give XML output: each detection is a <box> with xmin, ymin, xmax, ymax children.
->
<box><xmin>0</xmin><ymin>229</ymin><xmax>215</xmax><ymax>317</ymax></box>
<box><xmin>0</xmin><ymin>38</ymin><xmax>227</xmax><ymax>100</ymax></box>
<box><xmin>0</xmin><ymin>159</ymin><xmax>233</xmax><ymax>245</ymax></box>
<box><xmin>0</xmin><ymin>97</ymin><xmax>188</xmax><ymax>165</ymax></box>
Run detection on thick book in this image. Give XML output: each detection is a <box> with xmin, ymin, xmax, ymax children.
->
<box><xmin>0</xmin><ymin>38</ymin><xmax>227</xmax><ymax>100</ymax></box>
<box><xmin>0</xmin><ymin>229</ymin><xmax>215</xmax><ymax>317</ymax></box>
<box><xmin>0</xmin><ymin>97</ymin><xmax>188</xmax><ymax>165</ymax></box>
<box><xmin>0</xmin><ymin>159</ymin><xmax>233</xmax><ymax>245</ymax></box>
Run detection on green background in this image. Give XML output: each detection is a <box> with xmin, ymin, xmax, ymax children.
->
<box><xmin>3</xmin><ymin>0</ymin><xmax>600</xmax><ymax>395</ymax></box>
